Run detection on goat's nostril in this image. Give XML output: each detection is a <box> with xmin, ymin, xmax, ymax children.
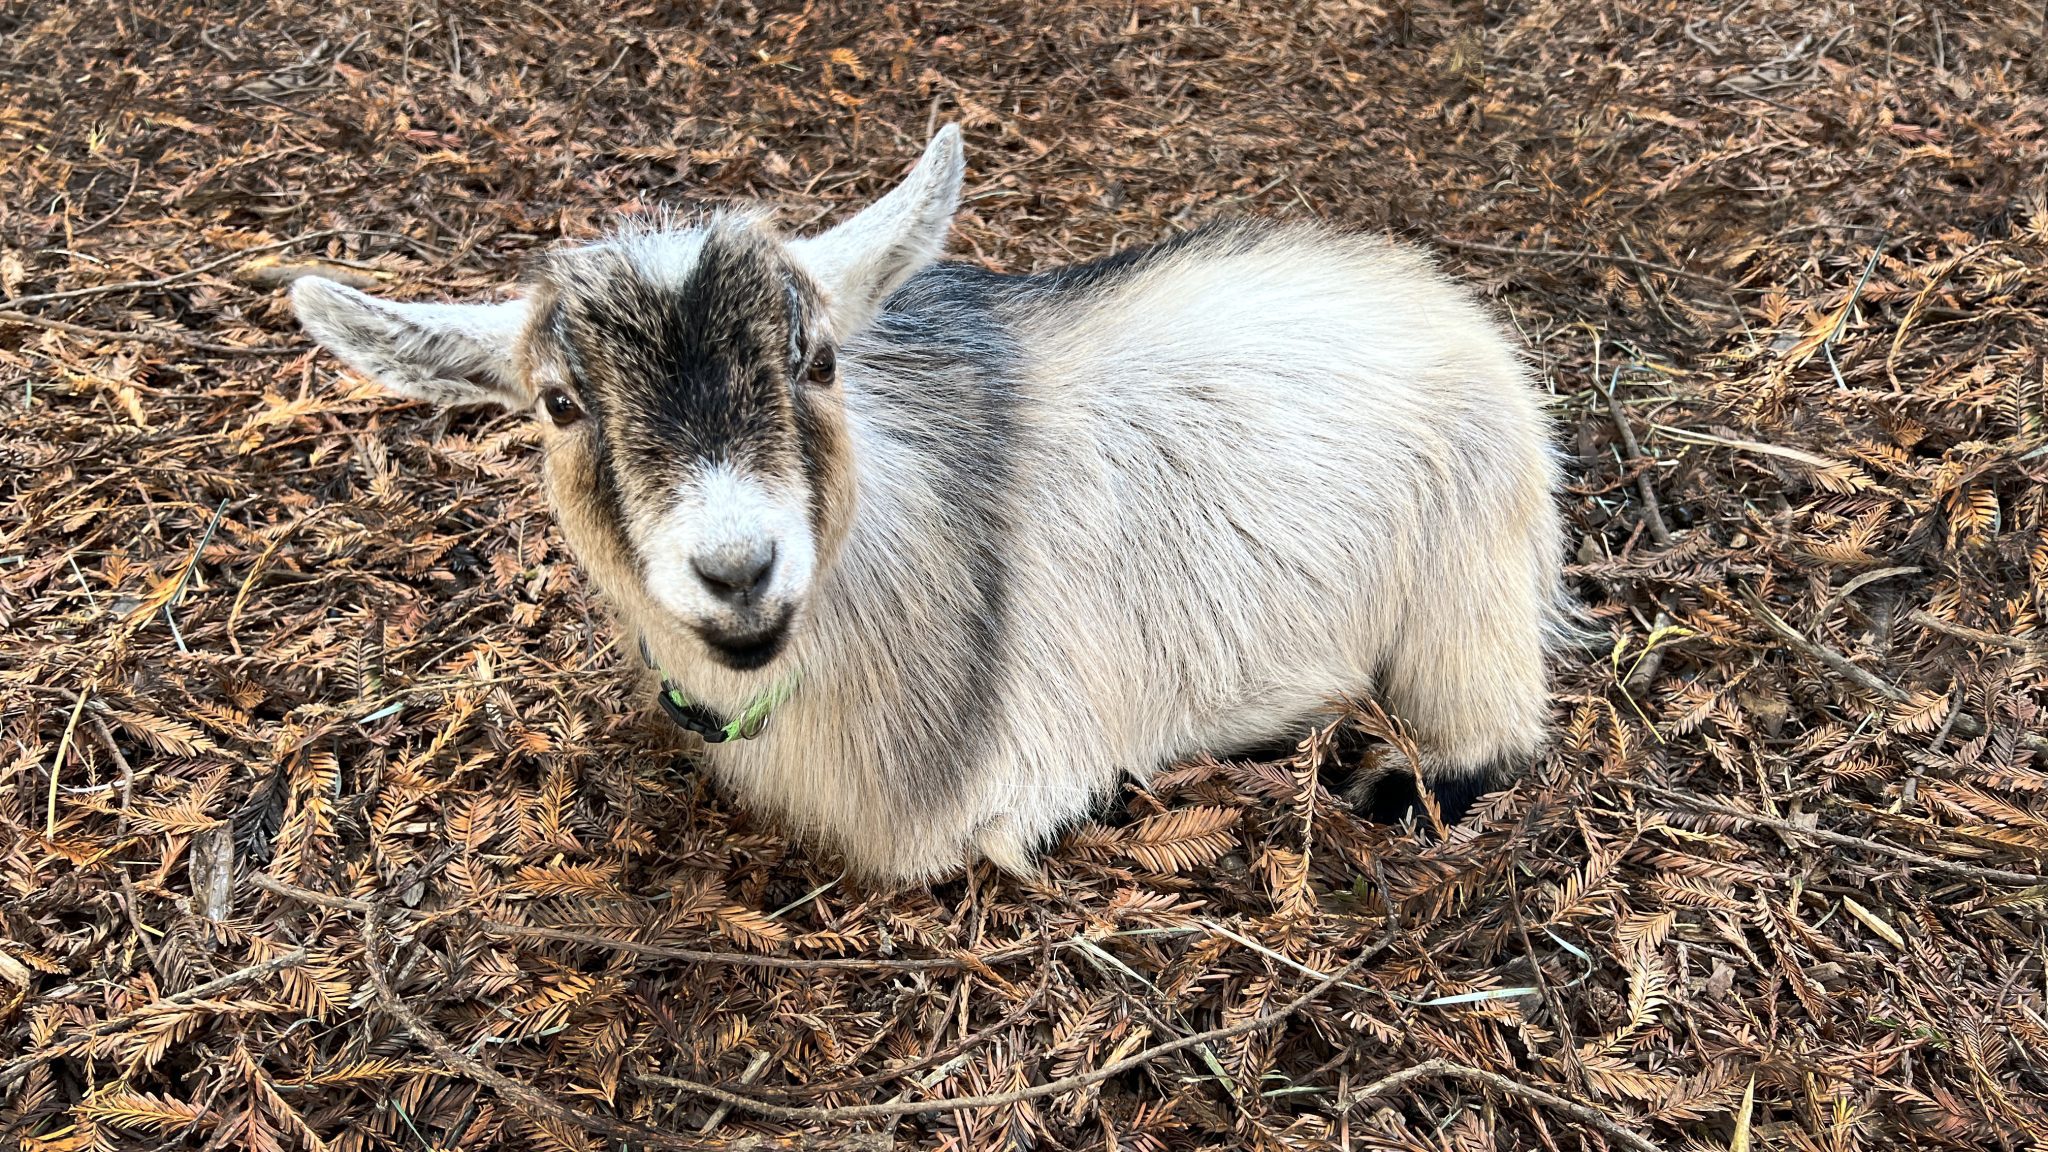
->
<box><xmin>692</xmin><ymin>543</ymin><xmax>776</xmax><ymax>600</ymax></box>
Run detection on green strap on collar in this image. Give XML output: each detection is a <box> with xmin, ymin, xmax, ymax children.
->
<box><xmin>641</xmin><ymin>637</ymin><xmax>799</xmax><ymax>743</ymax></box>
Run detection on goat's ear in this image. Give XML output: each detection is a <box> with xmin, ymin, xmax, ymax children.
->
<box><xmin>291</xmin><ymin>277</ymin><xmax>530</xmax><ymax>410</ymax></box>
<box><xmin>789</xmin><ymin>125</ymin><xmax>963</xmax><ymax>337</ymax></box>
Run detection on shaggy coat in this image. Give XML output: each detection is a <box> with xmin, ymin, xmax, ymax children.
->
<box><xmin>290</xmin><ymin>127</ymin><xmax>1569</xmax><ymax>883</ymax></box>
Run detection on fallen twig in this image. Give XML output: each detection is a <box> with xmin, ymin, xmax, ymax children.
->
<box><xmin>0</xmin><ymin>310</ymin><xmax>298</xmax><ymax>355</ymax></box>
<box><xmin>1741</xmin><ymin>585</ymin><xmax>1907</xmax><ymax>703</ymax></box>
<box><xmin>1650</xmin><ymin>422</ymin><xmax>1853</xmax><ymax>470</ymax></box>
<box><xmin>1632</xmin><ymin>783</ymin><xmax>2045</xmax><ymax>887</ymax></box>
<box><xmin>44</xmin><ymin>687</ymin><xmax>91</xmax><ymax>836</ymax></box>
<box><xmin>1740</xmin><ymin>586</ymin><xmax>2048</xmax><ymax>755</ymax></box>
<box><xmin>1820</xmin><ymin>237</ymin><xmax>1886</xmax><ymax>390</ymax></box>
<box><xmin>44</xmin><ymin>687</ymin><xmax>164</xmax><ymax>977</ymax></box>
<box><xmin>636</xmin><ymin>915</ymin><xmax>1397</xmax><ymax>1121</ymax></box>
<box><xmin>1338</xmin><ymin>1058</ymin><xmax>1660</xmax><ymax>1152</ymax></box>
<box><xmin>697</xmin><ymin>1050</ymin><xmax>773</xmax><ymax>1136</ymax></box>
<box><xmin>1907</xmin><ymin>610</ymin><xmax>2045</xmax><ymax>655</ymax></box>
<box><xmin>1625</xmin><ymin>611</ymin><xmax>1677</xmax><ymax>693</ymax></box>
<box><xmin>359</xmin><ymin>910</ymin><xmax>873</xmax><ymax>1151</ymax></box>
<box><xmin>6</xmin><ymin>228</ymin><xmax>372</xmax><ymax>308</ymax></box>
<box><xmin>1602</xmin><ymin>369</ymin><xmax>1673</xmax><ymax>546</ymax></box>
<box><xmin>0</xmin><ymin>948</ymin><xmax>307</xmax><ymax>1093</ymax></box>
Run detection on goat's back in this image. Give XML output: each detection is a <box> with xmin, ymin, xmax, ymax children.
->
<box><xmin>776</xmin><ymin>222</ymin><xmax>1562</xmax><ymax>877</ymax></box>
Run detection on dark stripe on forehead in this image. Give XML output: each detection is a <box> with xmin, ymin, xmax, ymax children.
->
<box><xmin>655</xmin><ymin>230</ymin><xmax>785</xmax><ymax>459</ymax></box>
<box><xmin>564</xmin><ymin>227</ymin><xmax>800</xmax><ymax>482</ymax></box>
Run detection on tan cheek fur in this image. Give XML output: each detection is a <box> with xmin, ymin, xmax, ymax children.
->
<box><xmin>797</xmin><ymin>387</ymin><xmax>859</xmax><ymax>573</ymax></box>
<box><xmin>540</xmin><ymin>437</ymin><xmax>639</xmax><ymax>605</ymax></box>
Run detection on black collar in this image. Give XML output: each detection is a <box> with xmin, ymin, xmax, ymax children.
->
<box><xmin>639</xmin><ymin>637</ymin><xmax>798</xmax><ymax>744</ymax></box>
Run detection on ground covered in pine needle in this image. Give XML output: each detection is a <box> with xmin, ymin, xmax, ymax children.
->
<box><xmin>4</xmin><ymin>1</ymin><xmax>2048</xmax><ymax>1148</ymax></box>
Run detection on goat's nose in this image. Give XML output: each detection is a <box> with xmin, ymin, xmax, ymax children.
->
<box><xmin>692</xmin><ymin>541</ymin><xmax>776</xmax><ymax>601</ymax></box>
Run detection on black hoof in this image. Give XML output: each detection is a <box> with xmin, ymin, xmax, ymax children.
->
<box><xmin>1087</xmin><ymin>787</ymin><xmax>1142</xmax><ymax>829</ymax></box>
<box><xmin>1218</xmin><ymin>737</ymin><xmax>1305</xmax><ymax>764</ymax></box>
<box><xmin>1356</xmin><ymin>772</ymin><xmax>1491</xmax><ymax>827</ymax></box>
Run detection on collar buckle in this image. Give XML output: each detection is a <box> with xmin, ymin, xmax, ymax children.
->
<box><xmin>642</xmin><ymin>636</ymin><xmax>794</xmax><ymax>744</ymax></box>
<box><xmin>657</xmin><ymin>683</ymin><xmax>735</xmax><ymax>743</ymax></box>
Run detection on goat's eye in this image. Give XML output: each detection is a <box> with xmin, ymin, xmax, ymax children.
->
<box><xmin>805</xmin><ymin>346</ymin><xmax>837</xmax><ymax>387</ymax></box>
<box><xmin>542</xmin><ymin>388</ymin><xmax>584</xmax><ymax>427</ymax></box>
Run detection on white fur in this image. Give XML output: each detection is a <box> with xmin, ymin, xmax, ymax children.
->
<box><xmin>641</xmin><ymin>464</ymin><xmax>817</xmax><ymax>640</ymax></box>
<box><xmin>608</xmin><ymin>227</ymin><xmax>711</xmax><ymax>291</ymax></box>
<box><xmin>290</xmin><ymin>278</ymin><xmax>530</xmax><ymax>408</ymax></box>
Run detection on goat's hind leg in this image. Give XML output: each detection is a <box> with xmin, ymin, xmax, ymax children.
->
<box><xmin>1349</xmin><ymin>579</ymin><xmax>1552</xmax><ymax>826</ymax></box>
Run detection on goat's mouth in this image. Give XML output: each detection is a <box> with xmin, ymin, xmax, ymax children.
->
<box><xmin>695</xmin><ymin>606</ymin><xmax>796</xmax><ymax>671</ymax></box>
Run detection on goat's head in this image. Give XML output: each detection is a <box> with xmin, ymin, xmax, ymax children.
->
<box><xmin>291</xmin><ymin>128</ymin><xmax>965</xmax><ymax>672</ymax></box>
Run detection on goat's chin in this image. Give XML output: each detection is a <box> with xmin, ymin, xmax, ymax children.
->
<box><xmin>692</xmin><ymin>604</ymin><xmax>798</xmax><ymax>672</ymax></box>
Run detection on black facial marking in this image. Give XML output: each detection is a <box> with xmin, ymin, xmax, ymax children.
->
<box><xmin>553</xmin><ymin>226</ymin><xmax>805</xmax><ymax>504</ymax></box>
<box><xmin>638</xmin><ymin>232</ymin><xmax>790</xmax><ymax>473</ymax></box>
<box><xmin>790</xmin><ymin>380</ymin><xmax>837</xmax><ymax>540</ymax></box>
<box><xmin>558</xmin><ymin>348</ymin><xmax>635</xmax><ymax>557</ymax></box>
<box><xmin>696</xmin><ymin>603</ymin><xmax>796</xmax><ymax>671</ymax></box>
<box><xmin>525</xmin><ymin>293</ymin><xmax>641</xmax><ymax>569</ymax></box>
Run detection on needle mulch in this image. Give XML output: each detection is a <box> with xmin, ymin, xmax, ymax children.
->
<box><xmin>4</xmin><ymin>1</ymin><xmax>2047</xmax><ymax>1149</ymax></box>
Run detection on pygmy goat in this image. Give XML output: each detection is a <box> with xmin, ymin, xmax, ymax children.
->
<box><xmin>291</xmin><ymin>126</ymin><xmax>1570</xmax><ymax>883</ymax></box>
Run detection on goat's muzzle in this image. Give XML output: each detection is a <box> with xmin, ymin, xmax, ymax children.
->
<box><xmin>694</xmin><ymin>603</ymin><xmax>796</xmax><ymax>671</ymax></box>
